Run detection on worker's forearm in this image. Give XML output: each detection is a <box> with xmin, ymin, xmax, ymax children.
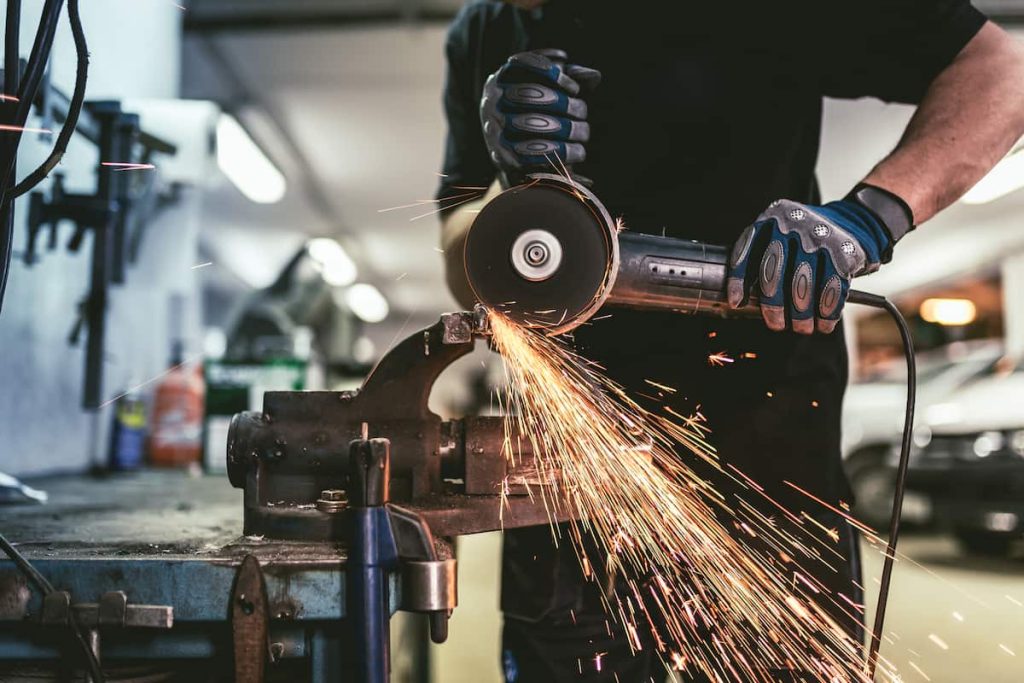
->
<box><xmin>441</xmin><ymin>181</ymin><xmax>501</xmax><ymax>309</ymax></box>
<box><xmin>863</xmin><ymin>22</ymin><xmax>1024</xmax><ymax>224</ymax></box>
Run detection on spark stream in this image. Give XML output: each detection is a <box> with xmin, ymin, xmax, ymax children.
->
<box><xmin>489</xmin><ymin>312</ymin><xmax>895</xmax><ymax>682</ymax></box>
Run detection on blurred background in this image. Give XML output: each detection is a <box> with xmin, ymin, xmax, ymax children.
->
<box><xmin>1</xmin><ymin>1</ymin><xmax>1023</xmax><ymax>681</ymax></box>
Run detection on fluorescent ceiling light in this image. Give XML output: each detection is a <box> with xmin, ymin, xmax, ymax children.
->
<box><xmin>216</xmin><ymin>113</ymin><xmax>286</xmax><ymax>204</ymax></box>
<box><xmin>961</xmin><ymin>147</ymin><xmax>1024</xmax><ymax>204</ymax></box>
<box><xmin>919</xmin><ymin>298</ymin><xmax>976</xmax><ymax>326</ymax></box>
<box><xmin>307</xmin><ymin>238</ymin><xmax>357</xmax><ymax>287</ymax></box>
<box><xmin>345</xmin><ymin>283</ymin><xmax>389</xmax><ymax>323</ymax></box>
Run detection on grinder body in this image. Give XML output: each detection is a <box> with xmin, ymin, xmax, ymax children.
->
<box><xmin>463</xmin><ymin>174</ymin><xmax>758</xmax><ymax>333</ymax></box>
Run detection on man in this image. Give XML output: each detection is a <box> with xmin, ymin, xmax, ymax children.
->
<box><xmin>436</xmin><ymin>2</ymin><xmax>1024</xmax><ymax>681</ymax></box>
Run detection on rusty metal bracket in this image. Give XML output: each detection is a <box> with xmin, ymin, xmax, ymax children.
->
<box><xmin>37</xmin><ymin>589</ymin><xmax>172</xmax><ymax>682</ymax></box>
<box><xmin>38</xmin><ymin>590</ymin><xmax>173</xmax><ymax>629</ymax></box>
<box><xmin>232</xmin><ymin>554</ymin><xmax>270</xmax><ymax>683</ymax></box>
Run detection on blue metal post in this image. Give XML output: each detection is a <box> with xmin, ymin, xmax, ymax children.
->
<box><xmin>347</xmin><ymin>437</ymin><xmax>397</xmax><ymax>683</ymax></box>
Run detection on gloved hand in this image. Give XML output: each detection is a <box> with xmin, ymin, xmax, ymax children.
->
<box><xmin>727</xmin><ymin>186</ymin><xmax>913</xmax><ymax>334</ymax></box>
<box><xmin>480</xmin><ymin>49</ymin><xmax>601</xmax><ymax>187</ymax></box>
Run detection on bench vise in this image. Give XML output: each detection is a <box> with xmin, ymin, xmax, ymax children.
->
<box><xmin>225</xmin><ymin>308</ymin><xmax>561</xmax><ymax>681</ymax></box>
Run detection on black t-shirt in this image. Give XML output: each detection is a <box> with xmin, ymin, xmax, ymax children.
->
<box><xmin>437</xmin><ymin>0</ymin><xmax>986</xmax><ymax>503</ymax></box>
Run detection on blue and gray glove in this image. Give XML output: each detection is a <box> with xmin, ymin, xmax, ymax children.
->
<box><xmin>727</xmin><ymin>185</ymin><xmax>914</xmax><ymax>334</ymax></box>
<box><xmin>480</xmin><ymin>49</ymin><xmax>601</xmax><ymax>187</ymax></box>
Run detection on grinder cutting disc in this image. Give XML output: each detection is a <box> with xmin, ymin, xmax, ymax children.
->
<box><xmin>463</xmin><ymin>176</ymin><xmax>618</xmax><ymax>334</ymax></box>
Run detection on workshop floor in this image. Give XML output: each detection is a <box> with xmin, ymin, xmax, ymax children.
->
<box><xmin>433</xmin><ymin>533</ymin><xmax>1024</xmax><ymax>683</ymax></box>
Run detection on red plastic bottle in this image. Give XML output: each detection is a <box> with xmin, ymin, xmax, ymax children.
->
<box><xmin>149</xmin><ymin>343</ymin><xmax>205</xmax><ymax>467</ymax></box>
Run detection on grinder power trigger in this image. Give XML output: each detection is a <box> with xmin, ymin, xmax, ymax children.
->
<box><xmin>463</xmin><ymin>173</ymin><xmax>881</xmax><ymax>334</ymax></box>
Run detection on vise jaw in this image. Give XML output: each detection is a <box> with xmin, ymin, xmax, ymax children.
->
<box><xmin>226</xmin><ymin>309</ymin><xmax>560</xmax><ymax>542</ymax></box>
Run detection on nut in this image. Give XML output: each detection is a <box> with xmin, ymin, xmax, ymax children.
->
<box><xmin>316</xmin><ymin>489</ymin><xmax>348</xmax><ymax>513</ymax></box>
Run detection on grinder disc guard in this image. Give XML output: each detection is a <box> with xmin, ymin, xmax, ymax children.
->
<box><xmin>463</xmin><ymin>177</ymin><xmax>618</xmax><ymax>334</ymax></box>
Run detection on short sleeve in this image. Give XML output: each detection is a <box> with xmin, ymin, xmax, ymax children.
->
<box><xmin>818</xmin><ymin>0</ymin><xmax>987</xmax><ymax>103</ymax></box>
<box><xmin>436</xmin><ymin>5</ymin><xmax>498</xmax><ymax>213</ymax></box>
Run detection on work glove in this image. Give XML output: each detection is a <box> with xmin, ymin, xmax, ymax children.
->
<box><xmin>480</xmin><ymin>49</ymin><xmax>601</xmax><ymax>187</ymax></box>
<box><xmin>727</xmin><ymin>185</ymin><xmax>914</xmax><ymax>334</ymax></box>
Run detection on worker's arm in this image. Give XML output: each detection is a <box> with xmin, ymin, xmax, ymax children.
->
<box><xmin>441</xmin><ymin>181</ymin><xmax>500</xmax><ymax>309</ymax></box>
<box><xmin>729</xmin><ymin>21</ymin><xmax>1024</xmax><ymax>335</ymax></box>
<box><xmin>863</xmin><ymin>21</ymin><xmax>1024</xmax><ymax>223</ymax></box>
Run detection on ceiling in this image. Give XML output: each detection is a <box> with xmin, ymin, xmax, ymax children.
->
<box><xmin>182</xmin><ymin>3</ymin><xmax>467</xmax><ymax>337</ymax></box>
<box><xmin>180</xmin><ymin>1</ymin><xmax>1024</xmax><ymax>340</ymax></box>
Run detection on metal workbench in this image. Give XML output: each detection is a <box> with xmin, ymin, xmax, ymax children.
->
<box><xmin>0</xmin><ymin>470</ymin><xmax>390</xmax><ymax>680</ymax></box>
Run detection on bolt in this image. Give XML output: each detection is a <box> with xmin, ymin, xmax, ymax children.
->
<box><xmin>316</xmin><ymin>489</ymin><xmax>348</xmax><ymax>514</ymax></box>
<box><xmin>237</xmin><ymin>594</ymin><xmax>255</xmax><ymax>616</ymax></box>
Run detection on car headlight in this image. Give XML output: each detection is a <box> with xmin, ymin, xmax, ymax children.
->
<box><xmin>1011</xmin><ymin>430</ymin><xmax>1024</xmax><ymax>458</ymax></box>
<box><xmin>972</xmin><ymin>431</ymin><xmax>1004</xmax><ymax>458</ymax></box>
<box><xmin>913</xmin><ymin>425</ymin><xmax>932</xmax><ymax>449</ymax></box>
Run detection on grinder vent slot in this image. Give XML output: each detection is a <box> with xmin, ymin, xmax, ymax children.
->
<box><xmin>646</xmin><ymin>259</ymin><xmax>703</xmax><ymax>288</ymax></box>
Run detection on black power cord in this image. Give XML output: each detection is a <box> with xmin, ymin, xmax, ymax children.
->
<box><xmin>848</xmin><ymin>291</ymin><xmax>916</xmax><ymax>680</ymax></box>
<box><xmin>0</xmin><ymin>0</ymin><xmax>65</xmax><ymax>314</ymax></box>
<box><xmin>0</xmin><ymin>0</ymin><xmax>88</xmax><ymax>313</ymax></box>
<box><xmin>0</xmin><ymin>4</ymin><xmax>103</xmax><ymax>679</ymax></box>
<box><xmin>10</xmin><ymin>0</ymin><xmax>88</xmax><ymax>200</ymax></box>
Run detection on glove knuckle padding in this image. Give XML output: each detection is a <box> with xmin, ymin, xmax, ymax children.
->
<box><xmin>789</xmin><ymin>253</ymin><xmax>816</xmax><ymax>335</ymax></box>
<box><xmin>511</xmin><ymin>140</ymin><xmax>585</xmax><ymax>167</ymax></box>
<box><xmin>757</xmin><ymin>231</ymin><xmax>787</xmax><ymax>331</ymax></box>
<box><xmin>819</xmin><ymin>273</ymin><xmax>844</xmax><ymax>320</ymax></box>
<box><xmin>508</xmin><ymin>113</ymin><xmax>560</xmax><ymax>135</ymax></box>
<box><xmin>504</xmin><ymin>83</ymin><xmax>560</xmax><ymax>108</ymax></box>
<box><xmin>726</xmin><ymin>225</ymin><xmax>757</xmax><ymax>308</ymax></box>
<box><xmin>729</xmin><ymin>224</ymin><xmax>757</xmax><ymax>269</ymax></box>
<box><xmin>758</xmin><ymin>237</ymin><xmax>785</xmax><ymax>299</ymax></box>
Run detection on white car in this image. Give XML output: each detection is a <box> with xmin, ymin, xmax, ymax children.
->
<box><xmin>841</xmin><ymin>340</ymin><xmax>1003</xmax><ymax>527</ymax></box>
<box><xmin>910</xmin><ymin>358</ymin><xmax>1024</xmax><ymax>556</ymax></box>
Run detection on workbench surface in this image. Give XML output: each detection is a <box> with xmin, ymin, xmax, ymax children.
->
<box><xmin>4</xmin><ymin>470</ymin><xmax>345</xmax><ymax>563</ymax></box>
<box><xmin>0</xmin><ymin>471</ymin><xmax>361</xmax><ymax>638</ymax></box>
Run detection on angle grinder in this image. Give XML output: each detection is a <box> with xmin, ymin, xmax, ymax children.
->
<box><xmin>463</xmin><ymin>172</ymin><xmax>909</xmax><ymax>678</ymax></box>
<box><xmin>463</xmin><ymin>173</ymin><xmax>879</xmax><ymax>334</ymax></box>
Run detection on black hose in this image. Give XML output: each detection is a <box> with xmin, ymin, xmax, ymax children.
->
<box><xmin>0</xmin><ymin>0</ymin><xmax>22</xmax><ymax>315</ymax></box>
<box><xmin>0</xmin><ymin>0</ymin><xmax>64</xmax><ymax>187</ymax></box>
<box><xmin>0</xmin><ymin>2</ymin><xmax>103</xmax><ymax>675</ymax></box>
<box><xmin>848</xmin><ymin>291</ymin><xmax>916</xmax><ymax>679</ymax></box>
<box><xmin>9</xmin><ymin>0</ymin><xmax>88</xmax><ymax>200</ymax></box>
<box><xmin>0</xmin><ymin>0</ymin><xmax>64</xmax><ymax>316</ymax></box>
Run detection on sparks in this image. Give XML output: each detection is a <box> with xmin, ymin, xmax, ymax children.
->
<box><xmin>489</xmin><ymin>313</ymin><xmax>885</xmax><ymax>682</ymax></box>
<box><xmin>707</xmin><ymin>351</ymin><xmax>734</xmax><ymax>367</ymax></box>
<box><xmin>0</xmin><ymin>124</ymin><xmax>51</xmax><ymax>134</ymax></box>
<box><xmin>101</xmin><ymin>161</ymin><xmax>156</xmax><ymax>171</ymax></box>
<box><xmin>907</xmin><ymin>661</ymin><xmax>931</xmax><ymax>680</ymax></box>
